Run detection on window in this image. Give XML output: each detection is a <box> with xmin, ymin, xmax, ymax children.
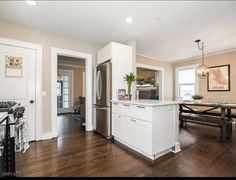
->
<box><xmin>57</xmin><ymin>73</ymin><xmax>70</xmax><ymax>109</ymax></box>
<box><xmin>176</xmin><ymin>65</ymin><xmax>198</xmax><ymax>100</ymax></box>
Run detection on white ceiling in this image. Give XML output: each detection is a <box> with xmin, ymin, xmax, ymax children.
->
<box><xmin>0</xmin><ymin>1</ymin><xmax>236</xmax><ymax>62</ymax></box>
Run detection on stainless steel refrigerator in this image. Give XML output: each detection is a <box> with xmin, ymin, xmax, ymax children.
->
<box><xmin>94</xmin><ymin>60</ymin><xmax>112</xmax><ymax>139</ymax></box>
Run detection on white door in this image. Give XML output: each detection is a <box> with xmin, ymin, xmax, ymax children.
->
<box><xmin>0</xmin><ymin>44</ymin><xmax>36</xmax><ymax>141</ymax></box>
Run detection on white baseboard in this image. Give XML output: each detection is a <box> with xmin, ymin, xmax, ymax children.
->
<box><xmin>42</xmin><ymin>132</ymin><xmax>53</xmax><ymax>140</ymax></box>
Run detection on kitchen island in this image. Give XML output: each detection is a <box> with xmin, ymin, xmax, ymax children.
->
<box><xmin>111</xmin><ymin>99</ymin><xmax>181</xmax><ymax>160</ymax></box>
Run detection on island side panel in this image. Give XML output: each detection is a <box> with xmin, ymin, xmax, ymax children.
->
<box><xmin>172</xmin><ymin>104</ymin><xmax>181</xmax><ymax>153</ymax></box>
<box><xmin>152</xmin><ymin>105</ymin><xmax>177</xmax><ymax>155</ymax></box>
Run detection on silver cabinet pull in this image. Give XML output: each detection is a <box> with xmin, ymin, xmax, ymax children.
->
<box><xmin>137</xmin><ymin>106</ymin><xmax>146</xmax><ymax>109</ymax></box>
<box><xmin>113</xmin><ymin>103</ymin><xmax>118</xmax><ymax>105</ymax></box>
<box><xmin>123</xmin><ymin>104</ymin><xmax>130</xmax><ymax>106</ymax></box>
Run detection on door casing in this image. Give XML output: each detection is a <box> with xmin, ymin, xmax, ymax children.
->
<box><xmin>51</xmin><ymin>47</ymin><xmax>93</xmax><ymax>138</ymax></box>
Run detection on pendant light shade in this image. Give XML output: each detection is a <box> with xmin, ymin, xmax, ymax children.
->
<box><xmin>195</xmin><ymin>39</ymin><xmax>209</xmax><ymax>79</ymax></box>
<box><xmin>196</xmin><ymin>64</ymin><xmax>209</xmax><ymax>79</ymax></box>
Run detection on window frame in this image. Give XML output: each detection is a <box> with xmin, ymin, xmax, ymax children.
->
<box><xmin>57</xmin><ymin>69</ymin><xmax>74</xmax><ymax>113</ymax></box>
<box><xmin>175</xmin><ymin>65</ymin><xmax>199</xmax><ymax>100</ymax></box>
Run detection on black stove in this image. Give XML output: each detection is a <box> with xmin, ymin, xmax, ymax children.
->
<box><xmin>0</xmin><ymin>101</ymin><xmax>25</xmax><ymax>177</ymax></box>
<box><xmin>0</xmin><ymin>102</ymin><xmax>18</xmax><ymax>113</ymax></box>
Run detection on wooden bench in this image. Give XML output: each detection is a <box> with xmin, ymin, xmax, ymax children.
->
<box><xmin>179</xmin><ymin>110</ymin><xmax>233</xmax><ymax>142</ymax></box>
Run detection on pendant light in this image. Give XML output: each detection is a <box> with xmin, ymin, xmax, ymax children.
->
<box><xmin>195</xmin><ymin>39</ymin><xmax>209</xmax><ymax>79</ymax></box>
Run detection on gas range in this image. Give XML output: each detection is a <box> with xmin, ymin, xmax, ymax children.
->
<box><xmin>0</xmin><ymin>101</ymin><xmax>27</xmax><ymax>177</ymax></box>
<box><xmin>0</xmin><ymin>101</ymin><xmax>16</xmax><ymax>109</ymax></box>
<box><xmin>0</xmin><ymin>101</ymin><xmax>20</xmax><ymax>114</ymax></box>
<box><xmin>0</xmin><ymin>101</ymin><xmax>17</xmax><ymax>112</ymax></box>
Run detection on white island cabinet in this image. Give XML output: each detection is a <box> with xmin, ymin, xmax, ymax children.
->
<box><xmin>111</xmin><ymin>100</ymin><xmax>181</xmax><ymax>160</ymax></box>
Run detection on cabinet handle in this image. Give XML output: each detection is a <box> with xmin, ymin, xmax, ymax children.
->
<box><xmin>136</xmin><ymin>106</ymin><xmax>146</xmax><ymax>109</ymax></box>
<box><xmin>123</xmin><ymin>104</ymin><xmax>130</xmax><ymax>107</ymax></box>
<box><xmin>131</xmin><ymin>119</ymin><xmax>136</xmax><ymax>122</ymax></box>
<box><xmin>113</xmin><ymin>103</ymin><xmax>118</xmax><ymax>105</ymax></box>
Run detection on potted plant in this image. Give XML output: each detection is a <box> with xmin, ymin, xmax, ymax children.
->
<box><xmin>124</xmin><ymin>72</ymin><xmax>136</xmax><ymax>100</ymax></box>
<box><xmin>192</xmin><ymin>94</ymin><xmax>203</xmax><ymax>102</ymax></box>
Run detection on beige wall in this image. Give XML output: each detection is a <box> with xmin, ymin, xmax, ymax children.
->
<box><xmin>0</xmin><ymin>19</ymin><xmax>102</xmax><ymax>133</ymax></box>
<box><xmin>136</xmin><ymin>55</ymin><xmax>174</xmax><ymax>100</ymax></box>
<box><xmin>173</xmin><ymin>51</ymin><xmax>236</xmax><ymax>103</ymax></box>
<box><xmin>58</xmin><ymin>65</ymin><xmax>85</xmax><ymax>104</ymax></box>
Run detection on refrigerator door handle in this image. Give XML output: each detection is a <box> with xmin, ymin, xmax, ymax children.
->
<box><xmin>99</xmin><ymin>70</ymin><xmax>102</xmax><ymax>100</ymax></box>
<box><xmin>96</xmin><ymin>70</ymin><xmax>101</xmax><ymax>100</ymax></box>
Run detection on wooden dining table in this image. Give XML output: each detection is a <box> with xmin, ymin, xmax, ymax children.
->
<box><xmin>180</xmin><ymin>101</ymin><xmax>236</xmax><ymax>117</ymax></box>
<box><xmin>179</xmin><ymin>101</ymin><xmax>236</xmax><ymax>142</ymax></box>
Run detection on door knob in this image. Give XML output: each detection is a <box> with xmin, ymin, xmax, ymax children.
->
<box><xmin>30</xmin><ymin>100</ymin><xmax>34</xmax><ymax>104</ymax></box>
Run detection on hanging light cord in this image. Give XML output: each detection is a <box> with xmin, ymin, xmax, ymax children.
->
<box><xmin>195</xmin><ymin>40</ymin><xmax>205</xmax><ymax>65</ymax></box>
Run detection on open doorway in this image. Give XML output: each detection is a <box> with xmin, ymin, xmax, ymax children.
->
<box><xmin>136</xmin><ymin>64</ymin><xmax>164</xmax><ymax>100</ymax></box>
<box><xmin>57</xmin><ymin>55</ymin><xmax>86</xmax><ymax>137</ymax></box>
<box><xmin>51</xmin><ymin>47</ymin><xmax>93</xmax><ymax>139</ymax></box>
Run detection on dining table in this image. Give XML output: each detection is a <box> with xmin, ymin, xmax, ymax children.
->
<box><xmin>179</xmin><ymin>101</ymin><xmax>236</xmax><ymax>118</ymax></box>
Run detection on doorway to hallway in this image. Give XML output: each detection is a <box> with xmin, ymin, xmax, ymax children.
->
<box><xmin>57</xmin><ymin>55</ymin><xmax>86</xmax><ymax>137</ymax></box>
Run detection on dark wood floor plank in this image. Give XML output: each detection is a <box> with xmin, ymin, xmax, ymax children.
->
<box><xmin>15</xmin><ymin>114</ymin><xmax>236</xmax><ymax>177</ymax></box>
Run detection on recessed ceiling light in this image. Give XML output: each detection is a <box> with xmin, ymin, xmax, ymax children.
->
<box><xmin>25</xmin><ymin>0</ymin><xmax>37</xmax><ymax>6</ymax></box>
<box><xmin>126</xmin><ymin>17</ymin><xmax>134</xmax><ymax>23</ymax></box>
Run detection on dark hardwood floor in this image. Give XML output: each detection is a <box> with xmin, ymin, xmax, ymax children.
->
<box><xmin>16</xmin><ymin>114</ymin><xmax>236</xmax><ymax>177</ymax></box>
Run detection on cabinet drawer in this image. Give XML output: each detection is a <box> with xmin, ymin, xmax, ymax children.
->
<box><xmin>112</xmin><ymin>102</ymin><xmax>132</xmax><ymax>117</ymax></box>
<box><xmin>112</xmin><ymin>102</ymin><xmax>122</xmax><ymax>114</ymax></box>
<box><xmin>112</xmin><ymin>102</ymin><xmax>152</xmax><ymax>121</ymax></box>
<box><xmin>130</xmin><ymin>105</ymin><xmax>152</xmax><ymax>122</ymax></box>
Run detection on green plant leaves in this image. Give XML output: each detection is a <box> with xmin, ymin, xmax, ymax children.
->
<box><xmin>124</xmin><ymin>72</ymin><xmax>136</xmax><ymax>95</ymax></box>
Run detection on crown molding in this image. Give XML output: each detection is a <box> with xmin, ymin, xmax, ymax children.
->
<box><xmin>137</xmin><ymin>48</ymin><xmax>236</xmax><ymax>64</ymax></box>
<box><xmin>173</xmin><ymin>48</ymin><xmax>236</xmax><ymax>64</ymax></box>
<box><xmin>136</xmin><ymin>53</ymin><xmax>172</xmax><ymax>63</ymax></box>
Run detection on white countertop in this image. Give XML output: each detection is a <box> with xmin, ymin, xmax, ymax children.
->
<box><xmin>0</xmin><ymin>112</ymin><xmax>8</xmax><ymax>123</ymax></box>
<box><xmin>111</xmin><ymin>99</ymin><xmax>180</xmax><ymax>107</ymax></box>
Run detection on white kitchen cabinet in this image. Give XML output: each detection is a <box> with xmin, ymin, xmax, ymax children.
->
<box><xmin>135</xmin><ymin>118</ymin><xmax>152</xmax><ymax>155</ymax></box>
<box><xmin>97</xmin><ymin>42</ymin><xmax>133</xmax><ymax>100</ymax></box>
<box><xmin>111</xmin><ymin>100</ymin><xmax>181</xmax><ymax>160</ymax></box>
<box><xmin>126</xmin><ymin>117</ymin><xmax>137</xmax><ymax>147</ymax></box>
<box><xmin>97</xmin><ymin>43</ymin><xmax>112</xmax><ymax>65</ymax></box>
<box><xmin>112</xmin><ymin>113</ymin><xmax>126</xmax><ymax>142</ymax></box>
<box><xmin>112</xmin><ymin>112</ymin><xmax>152</xmax><ymax>155</ymax></box>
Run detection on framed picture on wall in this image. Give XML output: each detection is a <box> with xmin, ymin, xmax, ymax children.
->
<box><xmin>5</xmin><ymin>55</ymin><xmax>23</xmax><ymax>77</ymax></box>
<box><xmin>207</xmin><ymin>64</ymin><xmax>230</xmax><ymax>91</ymax></box>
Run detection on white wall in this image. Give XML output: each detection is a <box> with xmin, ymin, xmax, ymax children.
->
<box><xmin>0</xmin><ymin>19</ymin><xmax>103</xmax><ymax>133</ymax></box>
